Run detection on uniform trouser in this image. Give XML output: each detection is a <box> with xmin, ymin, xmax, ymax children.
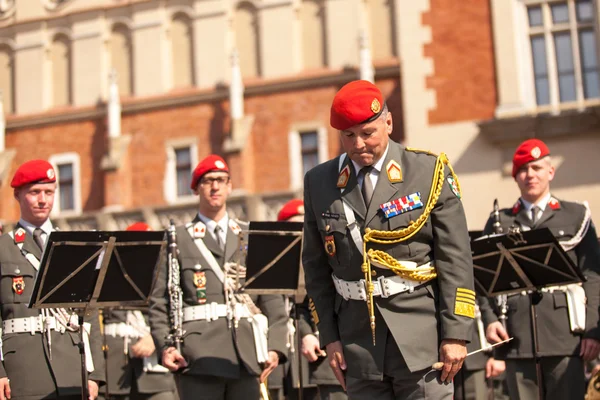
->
<box><xmin>453</xmin><ymin>369</ymin><xmax>487</xmax><ymax>400</ymax></box>
<box><xmin>287</xmin><ymin>385</ymin><xmax>347</xmax><ymax>400</ymax></box>
<box><xmin>506</xmin><ymin>357</ymin><xmax>585</xmax><ymax>400</ymax></box>
<box><xmin>176</xmin><ymin>369</ymin><xmax>259</xmax><ymax>400</ymax></box>
<box><xmin>345</xmin><ymin>331</ymin><xmax>453</xmax><ymax>400</ymax></box>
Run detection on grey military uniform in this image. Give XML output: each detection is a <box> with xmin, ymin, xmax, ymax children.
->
<box><xmin>100</xmin><ymin>309</ymin><xmax>177</xmax><ymax>400</ymax></box>
<box><xmin>0</xmin><ymin>224</ymin><xmax>105</xmax><ymax>400</ymax></box>
<box><xmin>480</xmin><ymin>197</ymin><xmax>600</xmax><ymax>399</ymax></box>
<box><xmin>149</xmin><ymin>216</ymin><xmax>288</xmax><ymax>398</ymax></box>
<box><xmin>302</xmin><ymin>141</ymin><xmax>475</xmax><ymax>397</ymax></box>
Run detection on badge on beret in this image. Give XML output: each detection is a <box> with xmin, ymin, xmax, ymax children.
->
<box><xmin>193</xmin><ymin>222</ymin><xmax>206</xmax><ymax>239</ymax></box>
<box><xmin>14</xmin><ymin>228</ymin><xmax>26</xmax><ymax>244</ymax></box>
<box><xmin>324</xmin><ymin>235</ymin><xmax>336</xmax><ymax>257</ymax></box>
<box><xmin>337</xmin><ymin>165</ymin><xmax>350</xmax><ymax>188</ymax></box>
<box><xmin>549</xmin><ymin>197</ymin><xmax>561</xmax><ymax>210</ymax></box>
<box><xmin>454</xmin><ymin>288</ymin><xmax>475</xmax><ymax>319</ymax></box>
<box><xmin>386</xmin><ymin>160</ymin><xmax>402</xmax><ymax>183</ymax></box>
<box><xmin>370</xmin><ymin>98</ymin><xmax>381</xmax><ymax>114</ymax></box>
<box><xmin>193</xmin><ymin>271</ymin><xmax>207</xmax><ymax>304</ymax></box>
<box><xmin>447</xmin><ymin>176</ymin><xmax>461</xmax><ymax>199</ymax></box>
<box><xmin>531</xmin><ymin>146</ymin><xmax>541</xmax><ymax>159</ymax></box>
<box><xmin>229</xmin><ymin>219</ymin><xmax>242</xmax><ymax>235</ymax></box>
<box><xmin>12</xmin><ymin>276</ymin><xmax>24</xmax><ymax>295</ymax></box>
<box><xmin>47</xmin><ymin>169</ymin><xmax>55</xmax><ymax>180</ymax></box>
<box><xmin>215</xmin><ymin>160</ymin><xmax>226</xmax><ymax>169</ymax></box>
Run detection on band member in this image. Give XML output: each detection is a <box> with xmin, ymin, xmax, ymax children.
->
<box><xmin>0</xmin><ymin>159</ymin><xmax>105</xmax><ymax>399</ymax></box>
<box><xmin>302</xmin><ymin>80</ymin><xmax>475</xmax><ymax>399</ymax></box>
<box><xmin>148</xmin><ymin>155</ymin><xmax>288</xmax><ymax>400</ymax></box>
<box><xmin>481</xmin><ymin>139</ymin><xmax>600</xmax><ymax>400</ymax></box>
<box><xmin>99</xmin><ymin>222</ymin><xmax>178</xmax><ymax>400</ymax></box>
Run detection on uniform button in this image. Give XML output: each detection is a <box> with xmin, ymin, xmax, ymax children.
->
<box><xmin>15</xmin><ymin>269</ymin><xmax>20</xmax><ymax>274</ymax></box>
<box><xmin>558</xmin><ymin>230</ymin><xmax>565</xmax><ymax>235</ymax></box>
<box><xmin>325</xmin><ymin>225</ymin><xmax>331</xmax><ymax>232</ymax></box>
<box><xmin>194</xmin><ymin>264</ymin><xmax>201</xmax><ymax>270</ymax></box>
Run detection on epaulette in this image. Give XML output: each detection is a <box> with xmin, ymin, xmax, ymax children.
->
<box><xmin>406</xmin><ymin>147</ymin><xmax>439</xmax><ymax>157</ymax></box>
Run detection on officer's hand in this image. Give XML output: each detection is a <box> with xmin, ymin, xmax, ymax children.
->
<box><xmin>326</xmin><ymin>341</ymin><xmax>347</xmax><ymax>391</ymax></box>
<box><xmin>260</xmin><ymin>351</ymin><xmax>280</xmax><ymax>383</ymax></box>
<box><xmin>0</xmin><ymin>377</ymin><xmax>11</xmax><ymax>400</ymax></box>
<box><xmin>87</xmin><ymin>380</ymin><xmax>99</xmax><ymax>400</ymax></box>
<box><xmin>581</xmin><ymin>338</ymin><xmax>600</xmax><ymax>361</ymax></box>
<box><xmin>486</xmin><ymin>321</ymin><xmax>509</xmax><ymax>344</ymax></box>
<box><xmin>162</xmin><ymin>347</ymin><xmax>188</xmax><ymax>372</ymax></box>
<box><xmin>301</xmin><ymin>334</ymin><xmax>326</xmax><ymax>362</ymax></box>
<box><xmin>485</xmin><ymin>357</ymin><xmax>506</xmax><ymax>378</ymax></box>
<box><xmin>131</xmin><ymin>334</ymin><xmax>156</xmax><ymax>358</ymax></box>
<box><xmin>439</xmin><ymin>339</ymin><xmax>467</xmax><ymax>384</ymax></box>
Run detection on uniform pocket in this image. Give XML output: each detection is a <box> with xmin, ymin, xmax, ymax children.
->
<box><xmin>0</xmin><ymin>263</ymin><xmax>34</xmax><ymax>304</ymax></box>
<box><xmin>316</xmin><ymin>218</ymin><xmax>348</xmax><ymax>268</ymax></box>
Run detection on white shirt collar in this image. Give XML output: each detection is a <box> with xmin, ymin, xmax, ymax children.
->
<box><xmin>197</xmin><ymin>212</ymin><xmax>229</xmax><ymax>234</ymax></box>
<box><xmin>18</xmin><ymin>218</ymin><xmax>53</xmax><ymax>236</ymax></box>
<box><xmin>520</xmin><ymin>192</ymin><xmax>552</xmax><ymax>212</ymax></box>
<box><xmin>350</xmin><ymin>143</ymin><xmax>390</xmax><ymax>176</ymax></box>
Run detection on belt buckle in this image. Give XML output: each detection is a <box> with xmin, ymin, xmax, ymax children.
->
<box><xmin>377</xmin><ymin>276</ymin><xmax>390</xmax><ymax>298</ymax></box>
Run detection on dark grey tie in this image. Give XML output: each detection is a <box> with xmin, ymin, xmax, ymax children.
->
<box><xmin>360</xmin><ymin>166</ymin><xmax>374</xmax><ymax>208</ymax></box>
<box><xmin>214</xmin><ymin>225</ymin><xmax>224</xmax><ymax>251</ymax></box>
<box><xmin>531</xmin><ymin>205</ymin><xmax>540</xmax><ymax>225</ymax></box>
<box><xmin>33</xmin><ymin>228</ymin><xmax>44</xmax><ymax>251</ymax></box>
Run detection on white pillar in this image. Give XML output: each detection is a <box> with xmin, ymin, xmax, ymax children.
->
<box><xmin>230</xmin><ymin>49</ymin><xmax>244</xmax><ymax>121</ymax></box>
<box><xmin>359</xmin><ymin>31</ymin><xmax>375</xmax><ymax>83</ymax></box>
<box><xmin>108</xmin><ymin>68</ymin><xmax>121</xmax><ymax>139</ymax></box>
<box><xmin>0</xmin><ymin>90</ymin><xmax>5</xmax><ymax>153</ymax></box>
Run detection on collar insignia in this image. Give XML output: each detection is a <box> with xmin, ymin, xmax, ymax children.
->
<box><xmin>229</xmin><ymin>219</ymin><xmax>242</xmax><ymax>235</ymax></box>
<box><xmin>512</xmin><ymin>201</ymin><xmax>522</xmax><ymax>215</ymax></box>
<box><xmin>386</xmin><ymin>160</ymin><xmax>402</xmax><ymax>183</ymax></box>
<box><xmin>14</xmin><ymin>228</ymin><xmax>26</xmax><ymax>244</ymax></box>
<box><xmin>193</xmin><ymin>222</ymin><xmax>206</xmax><ymax>239</ymax></box>
<box><xmin>337</xmin><ymin>165</ymin><xmax>350</xmax><ymax>188</ymax></box>
<box><xmin>548</xmin><ymin>197</ymin><xmax>561</xmax><ymax>210</ymax></box>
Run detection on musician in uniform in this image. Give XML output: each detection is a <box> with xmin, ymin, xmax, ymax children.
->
<box><xmin>99</xmin><ymin>222</ymin><xmax>178</xmax><ymax>400</ymax></box>
<box><xmin>148</xmin><ymin>155</ymin><xmax>288</xmax><ymax>400</ymax></box>
<box><xmin>302</xmin><ymin>80</ymin><xmax>475</xmax><ymax>399</ymax></box>
<box><xmin>481</xmin><ymin>139</ymin><xmax>600</xmax><ymax>399</ymax></box>
<box><xmin>0</xmin><ymin>159</ymin><xmax>105</xmax><ymax>400</ymax></box>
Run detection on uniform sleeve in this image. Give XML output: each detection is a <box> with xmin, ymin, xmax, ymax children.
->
<box><xmin>258</xmin><ymin>295</ymin><xmax>288</xmax><ymax>363</ymax></box>
<box><xmin>86</xmin><ymin>309</ymin><xmax>106</xmax><ymax>384</ymax></box>
<box><xmin>431</xmin><ymin>168</ymin><xmax>475</xmax><ymax>342</ymax></box>
<box><xmin>578</xmin><ymin>220</ymin><xmax>600</xmax><ymax>340</ymax></box>
<box><xmin>302</xmin><ymin>171</ymin><xmax>340</xmax><ymax>348</ymax></box>
<box><xmin>148</xmin><ymin>250</ymin><xmax>171</xmax><ymax>355</ymax></box>
<box><xmin>296</xmin><ymin>296</ymin><xmax>315</xmax><ymax>338</ymax></box>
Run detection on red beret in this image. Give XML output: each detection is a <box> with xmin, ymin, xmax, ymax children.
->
<box><xmin>11</xmin><ymin>159</ymin><xmax>56</xmax><ymax>188</ymax></box>
<box><xmin>277</xmin><ymin>199</ymin><xmax>304</xmax><ymax>221</ymax></box>
<box><xmin>330</xmin><ymin>80</ymin><xmax>384</xmax><ymax>130</ymax></box>
<box><xmin>191</xmin><ymin>155</ymin><xmax>229</xmax><ymax>190</ymax></box>
<box><xmin>512</xmin><ymin>139</ymin><xmax>550</xmax><ymax>177</ymax></box>
<box><xmin>126</xmin><ymin>222</ymin><xmax>151</xmax><ymax>231</ymax></box>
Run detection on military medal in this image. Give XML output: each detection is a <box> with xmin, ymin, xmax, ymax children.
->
<box><xmin>12</xmin><ymin>276</ymin><xmax>24</xmax><ymax>295</ymax></box>
<box><xmin>193</xmin><ymin>271</ymin><xmax>207</xmax><ymax>304</ymax></box>
<box><xmin>380</xmin><ymin>192</ymin><xmax>423</xmax><ymax>218</ymax></box>
<box><xmin>324</xmin><ymin>235</ymin><xmax>336</xmax><ymax>256</ymax></box>
<box><xmin>386</xmin><ymin>160</ymin><xmax>402</xmax><ymax>183</ymax></box>
<box><xmin>337</xmin><ymin>165</ymin><xmax>350</xmax><ymax>188</ymax></box>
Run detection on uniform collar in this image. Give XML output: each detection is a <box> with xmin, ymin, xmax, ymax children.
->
<box><xmin>519</xmin><ymin>192</ymin><xmax>552</xmax><ymax>213</ymax></box>
<box><xmin>18</xmin><ymin>218</ymin><xmax>53</xmax><ymax>236</ymax></box>
<box><xmin>197</xmin><ymin>212</ymin><xmax>229</xmax><ymax>234</ymax></box>
<box><xmin>350</xmin><ymin>142</ymin><xmax>390</xmax><ymax>177</ymax></box>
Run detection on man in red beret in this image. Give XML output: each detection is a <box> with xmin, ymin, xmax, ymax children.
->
<box><xmin>0</xmin><ymin>159</ymin><xmax>105</xmax><ymax>399</ymax></box>
<box><xmin>480</xmin><ymin>139</ymin><xmax>600</xmax><ymax>399</ymax></box>
<box><xmin>302</xmin><ymin>80</ymin><xmax>475</xmax><ymax>399</ymax></box>
<box><xmin>149</xmin><ymin>155</ymin><xmax>288</xmax><ymax>400</ymax></box>
<box><xmin>100</xmin><ymin>221</ymin><xmax>178</xmax><ymax>400</ymax></box>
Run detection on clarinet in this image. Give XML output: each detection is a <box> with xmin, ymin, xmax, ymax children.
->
<box><xmin>493</xmin><ymin>199</ymin><xmax>509</xmax><ymax>330</ymax></box>
<box><xmin>166</xmin><ymin>219</ymin><xmax>184</xmax><ymax>352</ymax></box>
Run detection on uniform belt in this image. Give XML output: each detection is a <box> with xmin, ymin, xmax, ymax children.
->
<box><xmin>2</xmin><ymin>316</ymin><xmax>66</xmax><ymax>335</ymax></box>
<box><xmin>182</xmin><ymin>303</ymin><xmax>253</xmax><ymax>322</ymax></box>
<box><xmin>104</xmin><ymin>323</ymin><xmax>147</xmax><ymax>339</ymax></box>
<box><xmin>332</xmin><ymin>270</ymin><xmax>433</xmax><ymax>301</ymax></box>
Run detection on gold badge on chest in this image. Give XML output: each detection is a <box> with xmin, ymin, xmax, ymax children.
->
<box><xmin>12</xmin><ymin>276</ymin><xmax>24</xmax><ymax>295</ymax></box>
<box><xmin>193</xmin><ymin>271</ymin><xmax>207</xmax><ymax>304</ymax></box>
<box><xmin>324</xmin><ymin>235</ymin><xmax>336</xmax><ymax>257</ymax></box>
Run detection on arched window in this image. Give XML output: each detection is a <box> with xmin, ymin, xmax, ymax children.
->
<box><xmin>234</xmin><ymin>2</ymin><xmax>260</xmax><ymax>78</ymax></box>
<box><xmin>50</xmin><ymin>35</ymin><xmax>71</xmax><ymax>107</ymax></box>
<box><xmin>368</xmin><ymin>0</ymin><xmax>396</xmax><ymax>59</ymax></box>
<box><xmin>171</xmin><ymin>13</ymin><xmax>195</xmax><ymax>87</ymax></box>
<box><xmin>300</xmin><ymin>0</ymin><xmax>326</xmax><ymax>69</ymax></box>
<box><xmin>110</xmin><ymin>24</ymin><xmax>133</xmax><ymax>96</ymax></box>
<box><xmin>0</xmin><ymin>45</ymin><xmax>14</xmax><ymax>114</ymax></box>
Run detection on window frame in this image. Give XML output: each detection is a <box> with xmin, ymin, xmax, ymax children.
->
<box><xmin>164</xmin><ymin>137</ymin><xmax>198</xmax><ymax>204</ymax></box>
<box><xmin>48</xmin><ymin>152</ymin><xmax>82</xmax><ymax>217</ymax></box>
<box><xmin>288</xmin><ymin>124</ymin><xmax>329</xmax><ymax>190</ymax></box>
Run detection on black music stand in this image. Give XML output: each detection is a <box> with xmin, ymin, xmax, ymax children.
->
<box><xmin>29</xmin><ymin>230</ymin><xmax>166</xmax><ymax>400</ymax></box>
<box><xmin>471</xmin><ymin>227</ymin><xmax>585</xmax><ymax>400</ymax></box>
<box><xmin>240</xmin><ymin>221</ymin><xmax>306</xmax><ymax>400</ymax></box>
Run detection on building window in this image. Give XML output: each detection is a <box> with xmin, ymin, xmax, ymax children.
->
<box><xmin>527</xmin><ymin>0</ymin><xmax>599</xmax><ymax>106</ymax></box>
<box><xmin>289</xmin><ymin>126</ymin><xmax>329</xmax><ymax>190</ymax></box>
<box><xmin>49</xmin><ymin>152</ymin><xmax>81</xmax><ymax>216</ymax></box>
<box><xmin>164</xmin><ymin>139</ymin><xmax>198</xmax><ymax>204</ymax></box>
<box><xmin>175</xmin><ymin>147</ymin><xmax>192</xmax><ymax>197</ymax></box>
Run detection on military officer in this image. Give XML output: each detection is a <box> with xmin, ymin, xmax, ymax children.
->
<box><xmin>302</xmin><ymin>80</ymin><xmax>475</xmax><ymax>399</ymax></box>
<box><xmin>276</xmin><ymin>199</ymin><xmax>347</xmax><ymax>400</ymax></box>
<box><xmin>148</xmin><ymin>155</ymin><xmax>288</xmax><ymax>400</ymax></box>
<box><xmin>481</xmin><ymin>139</ymin><xmax>600</xmax><ymax>399</ymax></box>
<box><xmin>99</xmin><ymin>222</ymin><xmax>178</xmax><ymax>400</ymax></box>
<box><xmin>0</xmin><ymin>159</ymin><xmax>105</xmax><ymax>400</ymax></box>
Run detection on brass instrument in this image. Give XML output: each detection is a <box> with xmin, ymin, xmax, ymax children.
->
<box><xmin>166</xmin><ymin>219</ymin><xmax>184</xmax><ymax>352</ymax></box>
<box><xmin>493</xmin><ymin>199</ymin><xmax>508</xmax><ymax>329</ymax></box>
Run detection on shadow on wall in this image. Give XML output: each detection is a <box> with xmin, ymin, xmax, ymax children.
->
<box><xmin>84</xmin><ymin>117</ymin><xmax>106</xmax><ymax>210</ymax></box>
<box><xmin>209</xmin><ymin>97</ymin><xmax>227</xmax><ymax>154</ymax></box>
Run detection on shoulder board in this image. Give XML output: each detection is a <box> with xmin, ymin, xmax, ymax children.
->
<box><xmin>405</xmin><ymin>147</ymin><xmax>439</xmax><ymax>157</ymax></box>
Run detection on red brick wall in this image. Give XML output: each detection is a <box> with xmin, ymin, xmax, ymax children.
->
<box><xmin>422</xmin><ymin>0</ymin><xmax>497</xmax><ymax>124</ymax></box>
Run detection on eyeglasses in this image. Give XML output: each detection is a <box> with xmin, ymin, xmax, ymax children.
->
<box><xmin>200</xmin><ymin>176</ymin><xmax>230</xmax><ymax>186</ymax></box>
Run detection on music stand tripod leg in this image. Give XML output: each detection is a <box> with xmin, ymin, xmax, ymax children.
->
<box><xmin>292</xmin><ymin>303</ymin><xmax>303</xmax><ymax>400</ymax></box>
<box><xmin>78</xmin><ymin>311</ymin><xmax>90</xmax><ymax>400</ymax></box>
<box><xmin>529</xmin><ymin>291</ymin><xmax>544</xmax><ymax>400</ymax></box>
